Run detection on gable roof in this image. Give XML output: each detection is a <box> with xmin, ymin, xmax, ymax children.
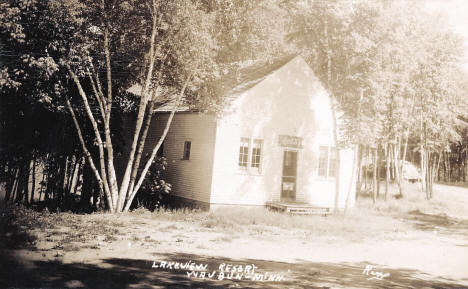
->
<box><xmin>214</xmin><ymin>54</ymin><xmax>298</xmax><ymax>99</ymax></box>
<box><xmin>126</xmin><ymin>54</ymin><xmax>300</xmax><ymax>112</ymax></box>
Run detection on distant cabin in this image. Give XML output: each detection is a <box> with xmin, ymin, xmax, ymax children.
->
<box><xmin>122</xmin><ymin>55</ymin><xmax>356</xmax><ymax>210</ymax></box>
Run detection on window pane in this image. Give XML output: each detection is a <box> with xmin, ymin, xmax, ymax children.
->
<box><xmin>284</xmin><ymin>150</ymin><xmax>292</xmax><ymax>166</ymax></box>
<box><xmin>251</xmin><ymin>139</ymin><xmax>263</xmax><ymax>168</ymax></box>
<box><xmin>238</xmin><ymin>138</ymin><xmax>249</xmax><ymax>167</ymax></box>
<box><xmin>318</xmin><ymin>146</ymin><xmax>328</xmax><ymax>177</ymax></box>
<box><xmin>183</xmin><ymin>141</ymin><xmax>191</xmax><ymax>160</ymax></box>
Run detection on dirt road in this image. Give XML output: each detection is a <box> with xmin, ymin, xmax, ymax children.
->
<box><xmin>1</xmin><ymin>183</ymin><xmax>467</xmax><ymax>288</ymax></box>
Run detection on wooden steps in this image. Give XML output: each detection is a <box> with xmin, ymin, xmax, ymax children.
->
<box><xmin>265</xmin><ymin>201</ymin><xmax>331</xmax><ymax>215</ymax></box>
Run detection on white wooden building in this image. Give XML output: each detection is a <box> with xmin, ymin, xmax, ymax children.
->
<box><xmin>135</xmin><ymin>55</ymin><xmax>356</xmax><ymax>210</ymax></box>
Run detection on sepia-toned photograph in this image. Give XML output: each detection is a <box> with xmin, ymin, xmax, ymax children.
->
<box><xmin>1</xmin><ymin>0</ymin><xmax>467</xmax><ymax>288</ymax></box>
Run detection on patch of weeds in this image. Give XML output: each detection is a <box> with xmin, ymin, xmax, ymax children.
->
<box><xmin>159</xmin><ymin>224</ymin><xmax>178</xmax><ymax>232</ymax></box>
<box><xmin>144</xmin><ymin>238</ymin><xmax>161</xmax><ymax>245</ymax></box>
<box><xmin>215</xmin><ymin>235</ymin><xmax>233</xmax><ymax>243</ymax></box>
<box><xmin>63</xmin><ymin>244</ymin><xmax>81</xmax><ymax>252</ymax></box>
<box><xmin>248</xmin><ymin>226</ymin><xmax>267</xmax><ymax>235</ymax></box>
<box><xmin>52</xmin><ymin>243</ymin><xmax>63</xmax><ymax>250</ymax></box>
<box><xmin>130</xmin><ymin>207</ymin><xmax>152</xmax><ymax>216</ymax></box>
<box><xmin>104</xmin><ymin>235</ymin><xmax>118</xmax><ymax>242</ymax></box>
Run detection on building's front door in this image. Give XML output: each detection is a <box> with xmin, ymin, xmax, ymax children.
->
<box><xmin>281</xmin><ymin>150</ymin><xmax>297</xmax><ymax>202</ymax></box>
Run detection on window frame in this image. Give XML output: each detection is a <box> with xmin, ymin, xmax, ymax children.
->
<box><xmin>317</xmin><ymin>145</ymin><xmax>337</xmax><ymax>179</ymax></box>
<box><xmin>237</xmin><ymin>137</ymin><xmax>263</xmax><ymax>173</ymax></box>
<box><xmin>238</xmin><ymin>137</ymin><xmax>250</xmax><ymax>168</ymax></box>
<box><xmin>250</xmin><ymin>139</ymin><xmax>263</xmax><ymax>169</ymax></box>
<box><xmin>182</xmin><ymin>140</ymin><xmax>191</xmax><ymax>160</ymax></box>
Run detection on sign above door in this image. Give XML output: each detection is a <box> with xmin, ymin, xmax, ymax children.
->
<box><xmin>278</xmin><ymin>135</ymin><xmax>303</xmax><ymax>149</ymax></box>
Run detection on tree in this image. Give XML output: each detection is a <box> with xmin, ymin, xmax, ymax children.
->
<box><xmin>286</xmin><ymin>0</ymin><xmax>468</xmax><ymax>204</ymax></box>
<box><xmin>2</xmin><ymin>0</ymin><xmax>288</xmax><ymax>212</ymax></box>
<box><xmin>58</xmin><ymin>0</ymin><xmax>220</xmax><ymax>212</ymax></box>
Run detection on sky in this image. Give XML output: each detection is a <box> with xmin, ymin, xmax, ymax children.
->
<box><xmin>424</xmin><ymin>0</ymin><xmax>468</xmax><ymax>71</ymax></box>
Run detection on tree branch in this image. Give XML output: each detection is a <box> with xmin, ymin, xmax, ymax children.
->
<box><xmin>124</xmin><ymin>72</ymin><xmax>193</xmax><ymax>211</ymax></box>
<box><xmin>103</xmin><ymin>26</ymin><xmax>120</xmax><ymax>210</ymax></box>
<box><xmin>117</xmin><ymin>3</ymin><xmax>162</xmax><ymax>210</ymax></box>
<box><xmin>66</xmin><ymin>63</ymin><xmax>112</xmax><ymax>207</ymax></box>
<box><xmin>127</xmin><ymin>54</ymin><xmax>168</xmax><ymax>200</ymax></box>
<box><xmin>65</xmin><ymin>97</ymin><xmax>114</xmax><ymax>212</ymax></box>
<box><xmin>88</xmin><ymin>70</ymin><xmax>106</xmax><ymax>122</ymax></box>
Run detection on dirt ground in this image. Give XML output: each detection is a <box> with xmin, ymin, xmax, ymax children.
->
<box><xmin>1</xmin><ymin>183</ymin><xmax>468</xmax><ymax>289</ymax></box>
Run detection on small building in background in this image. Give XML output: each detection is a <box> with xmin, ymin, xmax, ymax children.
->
<box><xmin>126</xmin><ymin>55</ymin><xmax>356</xmax><ymax>210</ymax></box>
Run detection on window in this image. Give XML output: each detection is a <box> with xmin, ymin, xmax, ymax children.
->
<box><xmin>251</xmin><ymin>139</ymin><xmax>263</xmax><ymax>168</ymax></box>
<box><xmin>318</xmin><ymin>146</ymin><xmax>328</xmax><ymax>177</ymax></box>
<box><xmin>182</xmin><ymin>141</ymin><xmax>191</xmax><ymax>160</ymax></box>
<box><xmin>238</xmin><ymin>138</ymin><xmax>249</xmax><ymax>167</ymax></box>
<box><xmin>318</xmin><ymin>146</ymin><xmax>337</xmax><ymax>178</ymax></box>
<box><xmin>238</xmin><ymin>137</ymin><xmax>263</xmax><ymax>171</ymax></box>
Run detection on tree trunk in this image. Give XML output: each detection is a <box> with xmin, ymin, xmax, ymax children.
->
<box><xmin>344</xmin><ymin>143</ymin><xmax>359</xmax><ymax>213</ymax></box>
<box><xmin>67</xmin><ymin>67</ymin><xmax>113</xmax><ymax>207</ymax></box>
<box><xmin>65</xmin><ymin>97</ymin><xmax>112</xmax><ymax>211</ymax></box>
<box><xmin>38</xmin><ymin>166</ymin><xmax>46</xmax><ymax>202</ymax></box>
<box><xmin>30</xmin><ymin>154</ymin><xmax>37</xmax><ymax>204</ymax></box>
<box><xmin>372</xmin><ymin>147</ymin><xmax>377</xmax><ymax>203</ymax></box>
<box><xmin>385</xmin><ymin>142</ymin><xmax>390</xmax><ymax>201</ymax></box>
<box><xmin>102</xmin><ymin>27</ymin><xmax>121</xmax><ymax>211</ymax></box>
<box><xmin>394</xmin><ymin>139</ymin><xmax>403</xmax><ymax>197</ymax></box>
<box><xmin>5</xmin><ymin>167</ymin><xmax>19</xmax><ymax>202</ymax></box>
<box><xmin>401</xmin><ymin>130</ymin><xmax>409</xmax><ymax>173</ymax></box>
<box><xmin>356</xmin><ymin>144</ymin><xmax>363</xmax><ymax>200</ymax></box>
<box><xmin>118</xmin><ymin>9</ymin><xmax>162</xmax><ymax>211</ymax></box>
<box><xmin>365</xmin><ymin>145</ymin><xmax>369</xmax><ymax>192</ymax></box>
<box><xmin>354</xmin><ymin>88</ymin><xmax>364</xmax><ymax>200</ymax></box>
<box><xmin>465</xmin><ymin>144</ymin><xmax>468</xmax><ymax>184</ymax></box>
<box><xmin>127</xmin><ymin>95</ymin><xmax>157</xmax><ymax>203</ymax></box>
<box><xmin>376</xmin><ymin>145</ymin><xmax>381</xmax><ymax>198</ymax></box>
<box><xmin>124</xmin><ymin>73</ymin><xmax>193</xmax><ymax>211</ymax></box>
<box><xmin>448</xmin><ymin>152</ymin><xmax>451</xmax><ymax>184</ymax></box>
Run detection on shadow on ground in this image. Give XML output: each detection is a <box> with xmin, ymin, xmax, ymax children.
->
<box><xmin>0</xmin><ymin>251</ymin><xmax>467</xmax><ymax>289</ymax></box>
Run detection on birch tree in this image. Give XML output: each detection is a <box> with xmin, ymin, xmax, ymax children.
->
<box><xmin>46</xmin><ymin>0</ymin><xmax>219</xmax><ymax>212</ymax></box>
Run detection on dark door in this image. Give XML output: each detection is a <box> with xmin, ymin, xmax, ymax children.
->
<box><xmin>281</xmin><ymin>150</ymin><xmax>297</xmax><ymax>202</ymax></box>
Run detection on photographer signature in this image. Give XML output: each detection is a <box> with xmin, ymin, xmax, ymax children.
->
<box><xmin>362</xmin><ymin>265</ymin><xmax>390</xmax><ymax>281</ymax></box>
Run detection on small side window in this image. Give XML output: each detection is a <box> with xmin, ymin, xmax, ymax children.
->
<box><xmin>238</xmin><ymin>138</ymin><xmax>249</xmax><ymax>167</ymax></box>
<box><xmin>318</xmin><ymin>145</ymin><xmax>337</xmax><ymax>178</ymax></box>
<box><xmin>318</xmin><ymin>146</ymin><xmax>328</xmax><ymax>177</ymax></box>
<box><xmin>182</xmin><ymin>141</ymin><xmax>191</xmax><ymax>160</ymax></box>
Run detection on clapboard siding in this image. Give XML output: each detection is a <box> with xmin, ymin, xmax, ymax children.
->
<box><xmin>144</xmin><ymin>112</ymin><xmax>217</xmax><ymax>203</ymax></box>
<box><xmin>118</xmin><ymin>56</ymin><xmax>356</xmax><ymax>209</ymax></box>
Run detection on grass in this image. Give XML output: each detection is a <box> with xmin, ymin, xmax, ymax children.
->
<box><xmin>133</xmin><ymin>201</ymin><xmax>410</xmax><ymax>242</ymax></box>
<box><xmin>0</xmin><ymin>203</ymin><xmax>125</xmax><ymax>251</ymax></box>
<box><xmin>2</xmin><ymin>181</ymin><xmax>466</xmax><ymax>252</ymax></box>
<box><xmin>139</xmin><ymin>181</ymin><xmax>467</xmax><ymax>241</ymax></box>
